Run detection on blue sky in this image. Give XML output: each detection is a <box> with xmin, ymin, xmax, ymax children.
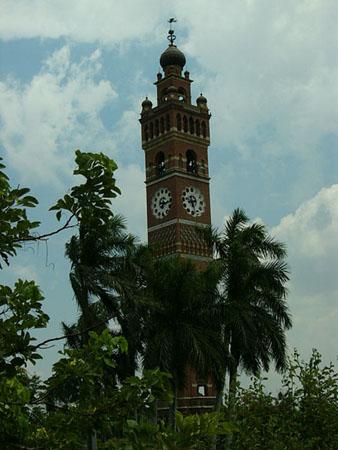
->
<box><xmin>1</xmin><ymin>0</ymin><xmax>338</xmax><ymax>386</ymax></box>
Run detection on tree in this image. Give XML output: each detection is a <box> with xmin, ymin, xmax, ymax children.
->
<box><xmin>0</xmin><ymin>151</ymin><xmax>233</xmax><ymax>449</ymax></box>
<box><xmin>58</xmin><ymin>152</ymin><xmax>147</xmax><ymax>382</ymax></box>
<box><xmin>230</xmin><ymin>349</ymin><xmax>338</xmax><ymax>449</ymax></box>
<box><xmin>206</xmin><ymin>208</ymin><xmax>291</xmax><ymax>408</ymax></box>
<box><xmin>0</xmin><ymin>157</ymin><xmax>39</xmax><ymax>268</ymax></box>
<box><xmin>141</xmin><ymin>256</ymin><xmax>226</xmax><ymax>427</ymax></box>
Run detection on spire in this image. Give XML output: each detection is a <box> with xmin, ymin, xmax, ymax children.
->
<box><xmin>167</xmin><ymin>18</ymin><xmax>177</xmax><ymax>46</ymax></box>
<box><xmin>160</xmin><ymin>18</ymin><xmax>186</xmax><ymax>73</ymax></box>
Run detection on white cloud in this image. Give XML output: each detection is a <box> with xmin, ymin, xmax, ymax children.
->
<box><xmin>0</xmin><ymin>0</ymin><xmax>170</xmax><ymax>45</ymax></box>
<box><xmin>176</xmin><ymin>0</ymin><xmax>338</xmax><ymax>156</ymax></box>
<box><xmin>114</xmin><ymin>164</ymin><xmax>147</xmax><ymax>241</ymax></box>
<box><xmin>0</xmin><ymin>45</ymin><xmax>117</xmax><ymax>186</ymax></box>
<box><xmin>272</xmin><ymin>184</ymin><xmax>338</xmax><ymax>363</ymax></box>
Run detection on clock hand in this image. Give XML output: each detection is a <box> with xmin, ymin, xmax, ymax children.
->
<box><xmin>188</xmin><ymin>195</ymin><xmax>197</xmax><ymax>208</ymax></box>
<box><xmin>159</xmin><ymin>198</ymin><xmax>170</xmax><ymax>208</ymax></box>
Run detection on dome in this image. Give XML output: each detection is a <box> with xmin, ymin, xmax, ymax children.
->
<box><xmin>197</xmin><ymin>93</ymin><xmax>207</xmax><ymax>104</ymax></box>
<box><xmin>160</xmin><ymin>45</ymin><xmax>186</xmax><ymax>69</ymax></box>
<box><xmin>141</xmin><ymin>97</ymin><xmax>152</xmax><ymax>108</ymax></box>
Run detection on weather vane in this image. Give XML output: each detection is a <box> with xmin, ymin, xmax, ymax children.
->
<box><xmin>167</xmin><ymin>17</ymin><xmax>177</xmax><ymax>45</ymax></box>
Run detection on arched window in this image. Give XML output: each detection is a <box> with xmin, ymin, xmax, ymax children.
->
<box><xmin>201</xmin><ymin>121</ymin><xmax>207</xmax><ymax>138</ymax></box>
<box><xmin>197</xmin><ymin>384</ymin><xmax>207</xmax><ymax>396</ymax></box>
<box><xmin>149</xmin><ymin>122</ymin><xmax>154</xmax><ymax>139</ymax></box>
<box><xmin>177</xmin><ymin>114</ymin><xmax>182</xmax><ymax>131</ymax></box>
<box><xmin>155</xmin><ymin>119</ymin><xmax>159</xmax><ymax>137</ymax></box>
<box><xmin>160</xmin><ymin>117</ymin><xmax>165</xmax><ymax>134</ymax></box>
<box><xmin>183</xmin><ymin>116</ymin><xmax>188</xmax><ymax>133</ymax></box>
<box><xmin>189</xmin><ymin>117</ymin><xmax>195</xmax><ymax>134</ymax></box>
<box><xmin>178</xmin><ymin>87</ymin><xmax>186</xmax><ymax>102</ymax></box>
<box><xmin>144</xmin><ymin>124</ymin><xmax>149</xmax><ymax>141</ymax></box>
<box><xmin>195</xmin><ymin>120</ymin><xmax>200</xmax><ymax>136</ymax></box>
<box><xmin>201</xmin><ymin>159</ymin><xmax>206</xmax><ymax>175</ymax></box>
<box><xmin>186</xmin><ymin>149</ymin><xmax>197</xmax><ymax>174</ymax></box>
<box><xmin>161</xmin><ymin>89</ymin><xmax>168</xmax><ymax>102</ymax></box>
<box><xmin>166</xmin><ymin>114</ymin><xmax>170</xmax><ymax>132</ymax></box>
<box><xmin>156</xmin><ymin>152</ymin><xmax>165</xmax><ymax>176</ymax></box>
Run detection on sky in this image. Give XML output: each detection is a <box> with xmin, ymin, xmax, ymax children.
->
<box><xmin>1</xmin><ymin>0</ymin><xmax>338</xmax><ymax>387</ymax></box>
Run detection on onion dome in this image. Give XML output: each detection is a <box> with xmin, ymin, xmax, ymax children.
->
<box><xmin>197</xmin><ymin>93</ymin><xmax>207</xmax><ymax>105</ymax></box>
<box><xmin>160</xmin><ymin>45</ymin><xmax>186</xmax><ymax>70</ymax></box>
<box><xmin>141</xmin><ymin>97</ymin><xmax>152</xmax><ymax>113</ymax></box>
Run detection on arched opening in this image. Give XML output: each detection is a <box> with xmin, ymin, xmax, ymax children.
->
<box><xmin>195</xmin><ymin>119</ymin><xmax>200</xmax><ymax>136</ymax></box>
<box><xmin>201</xmin><ymin>159</ymin><xmax>206</xmax><ymax>175</ymax></box>
<box><xmin>201</xmin><ymin>121</ymin><xmax>207</xmax><ymax>138</ymax></box>
<box><xmin>155</xmin><ymin>119</ymin><xmax>159</xmax><ymax>137</ymax></box>
<box><xmin>197</xmin><ymin>384</ymin><xmax>207</xmax><ymax>396</ymax></box>
<box><xmin>189</xmin><ymin>117</ymin><xmax>195</xmax><ymax>134</ymax></box>
<box><xmin>149</xmin><ymin>122</ymin><xmax>154</xmax><ymax>139</ymax></box>
<box><xmin>156</xmin><ymin>152</ymin><xmax>165</xmax><ymax>176</ymax></box>
<box><xmin>178</xmin><ymin>87</ymin><xmax>186</xmax><ymax>102</ymax></box>
<box><xmin>160</xmin><ymin>117</ymin><xmax>165</xmax><ymax>134</ymax></box>
<box><xmin>161</xmin><ymin>89</ymin><xmax>168</xmax><ymax>103</ymax></box>
<box><xmin>186</xmin><ymin>149</ymin><xmax>197</xmax><ymax>174</ymax></box>
<box><xmin>165</xmin><ymin>114</ymin><xmax>170</xmax><ymax>132</ymax></box>
<box><xmin>177</xmin><ymin>114</ymin><xmax>182</xmax><ymax>131</ymax></box>
<box><xmin>183</xmin><ymin>115</ymin><xmax>188</xmax><ymax>133</ymax></box>
<box><xmin>144</xmin><ymin>124</ymin><xmax>149</xmax><ymax>141</ymax></box>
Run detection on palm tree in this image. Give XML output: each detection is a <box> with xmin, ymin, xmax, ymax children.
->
<box><xmin>206</xmin><ymin>208</ymin><xmax>291</xmax><ymax>409</ymax></box>
<box><xmin>62</xmin><ymin>214</ymin><xmax>143</xmax><ymax>379</ymax></box>
<box><xmin>141</xmin><ymin>256</ymin><xmax>225</xmax><ymax>427</ymax></box>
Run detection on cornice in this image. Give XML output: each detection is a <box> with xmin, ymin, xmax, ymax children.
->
<box><xmin>148</xmin><ymin>218</ymin><xmax>210</xmax><ymax>232</ymax></box>
<box><xmin>145</xmin><ymin>170</ymin><xmax>210</xmax><ymax>186</ymax></box>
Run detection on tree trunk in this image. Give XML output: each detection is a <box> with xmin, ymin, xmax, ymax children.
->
<box><xmin>168</xmin><ymin>382</ymin><xmax>178</xmax><ymax>430</ymax></box>
<box><xmin>214</xmin><ymin>387</ymin><xmax>223</xmax><ymax>413</ymax></box>
<box><xmin>87</xmin><ymin>430</ymin><xmax>97</xmax><ymax>450</ymax></box>
<box><xmin>228</xmin><ymin>362</ymin><xmax>238</xmax><ymax>419</ymax></box>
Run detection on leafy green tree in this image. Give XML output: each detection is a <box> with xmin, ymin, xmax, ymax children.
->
<box><xmin>62</xmin><ymin>214</ymin><xmax>137</xmax><ymax>343</ymax></box>
<box><xmin>58</xmin><ymin>152</ymin><xmax>145</xmax><ymax>383</ymax></box>
<box><xmin>0</xmin><ymin>157</ymin><xmax>39</xmax><ymax>267</ymax></box>
<box><xmin>206</xmin><ymin>208</ymin><xmax>291</xmax><ymax>408</ymax></box>
<box><xmin>0</xmin><ymin>158</ymin><xmax>47</xmax><ymax>448</ymax></box>
<box><xmin>0</xmin><ymin>281</ymin><xmax>48</xmax><ymax>448</ymax></box>
<box><xmin>33</xmin><ymin>330</ymin><xmax>172</xmax><ymax>449</ymax></box>
<box><xmin>230</xmin><ymin>349</ymin><xmax>338</xmax><ymax>449</ymax></box>
<box><xmin>142</xmin><ymin>256</ymin><xmax>225</xmax><ymax>426</ymax></box>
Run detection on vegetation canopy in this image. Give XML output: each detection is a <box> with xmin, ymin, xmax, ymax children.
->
<box><xmin>0</xmin><ymin>151</ymin><xmax>337</xmax><ymax>449</ymax></box>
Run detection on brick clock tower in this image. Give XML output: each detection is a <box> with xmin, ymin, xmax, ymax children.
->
<box><xmin>140</xmin><ymin>24</ymin><xmax>216</xmax><ymax>412</ymax></box>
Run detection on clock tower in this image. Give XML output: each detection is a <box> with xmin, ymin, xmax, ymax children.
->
<box><xmin>140</xmin><ymin>27</ymin><xmax>212</xmax><ymax>266</ymax></box>
<box><xmin>140</xmin><ymin>24</ymin><xmax>216</xmax><ymax>412</ymax></box>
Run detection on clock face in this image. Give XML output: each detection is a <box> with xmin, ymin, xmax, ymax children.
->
<box><xmin>151</xmin><ymin>187</ymin><xmax>172</xmax><ymax>219</ymax></box>
<box><xmin>182</xmin><ymin>186</ymin><xmax>205</xmax><ymax>217</ymax></box>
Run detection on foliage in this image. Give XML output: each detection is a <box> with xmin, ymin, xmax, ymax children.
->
<box><xmin>230</xmin><ymin>349</ymin><xmax>338</xmax><ymax>450</ymax></box>
<box><xmin>206</xmin><ymin>208</ymin><xmax>291</xmax><ymax>402</ymax></box>
<box><xmin>0</xmin><ymin>157</ymin><xmax>39</xmax><ymax>268</ymax></box>
<box><xmin>0</xmin><ymin>279</ymin><xmax>48</xmax><ymax>448</ymax></box>
<box><xmin>141</xmin><ymin>256</ymin><xmax>226</xmax><ymax>422</ymax></box>
<box><xmin>32</xmin><ymin>330</ymin><xmax>172</xmax><ymax>449</ymax></box>
<box><xmin>1</xmin><ymin>151</ymin><xmax>336</xmax><ymax>449</ymax></box>
<box><xmin>50</xmin><ymin>149</ymin><xmax>120</xmax><ymax>230</ymax></box>
<box><xmin>104</xmin><ymin>412</ymin><xmax>232</xmax><ymax>450</ymax></box>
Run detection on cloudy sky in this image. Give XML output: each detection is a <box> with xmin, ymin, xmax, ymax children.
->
<box><xmin>1</xmin><ymin>0</ymin><xmax>337</xmax><ymax>385</ymax></box>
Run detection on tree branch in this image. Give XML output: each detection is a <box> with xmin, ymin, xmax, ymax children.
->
<box><xmin>33</xmin><ymin>313</ymin><xmax>114</xmax><ymax>350</ymax></box>
<box><xmin>14</xmin><ymin>214</ymin><xmax>77</xmax><ymax>242</ymax></box>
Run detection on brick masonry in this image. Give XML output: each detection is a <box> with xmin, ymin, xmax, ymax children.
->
<box><xmin>140</xmin><ymin>48</ymin><xmax>217</xmax><ymax>411</ymax></box>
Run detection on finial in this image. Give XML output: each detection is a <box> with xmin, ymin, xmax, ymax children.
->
<box><xmin>167</xmin><ymin>17</ymin><xmax>177</xmax><ymax>45</ymax></box>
